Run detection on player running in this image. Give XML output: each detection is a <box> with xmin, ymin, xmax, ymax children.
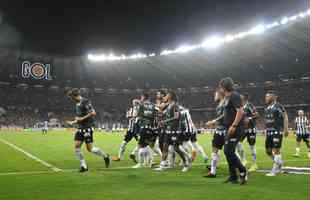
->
<box><xmin>204</xmin><ymin>88</ymin><xmax>225</xmax><ymax>178</ymax></box>
<box><xmin>293</xmin><ymin>110</ymin><xmax>310</xmax><ymax>158</ymax></box>
<box><xmin>236</xmin><ymin>94</ymin><xmax>259</xmax><ymax>172</ymax></box>
<box><xmin>66</xmin><ymin>88</ymin><xmax>110</xmax><ymax>172</ymax></box>
<box><xmin>113</xmin><ymin>99</ymin><xmax>140</xmax><ymax>162</ymax></box>
<box><xmin>264</xmin><ymin>90</ymin><xmax>289</xmax><ymax>176</ymax></box>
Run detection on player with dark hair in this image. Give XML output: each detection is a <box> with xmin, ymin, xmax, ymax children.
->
<box><xmin>113</xmin><ymin>99</ymin><xmax>140</xmax><ymax>162</ymax></box>
<box><xmin>236</xmin><ymin>93</ymin><xmax>259</xmax><ymax>172</ymax></box>
<box><xmin>204</xmin><ymin>88</ymin><xmax>225</xmax><ymax>178</ymax></box>
<box><xmin>66</xmin><ymin>88</ymin><xmax>110</xmax><ymax>172</ymax></box>
<box><xmin>132</xmin><ymin>92</ymin><xmax>156</xmax><ymax>168</ymax></box>
<box><xmin>264</xmin><ymin>90</ymin><xmax>289</xmax><ymax>176</ymax></box>
<box><xmin>218</xmin><ymin>77</ymin><xmax>247</xmax><ymax>185</ymax></box>
<box><xmin>293</xmin><ymin>110</ymin><xmax>310</xmax><ymax>158</ymax></box>
<box><xmin>155</xmin><ymin>90</ymin><xmax>191</xmax><ymax>172</ymax></box>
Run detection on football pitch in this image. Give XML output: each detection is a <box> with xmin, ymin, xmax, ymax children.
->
<box><xmin>0</xmin><ymin>130</ymin><xmax>309</xmax><ymax>200</ymax></box>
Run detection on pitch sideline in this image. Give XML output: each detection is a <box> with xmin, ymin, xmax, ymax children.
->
<box><xmin>0</xmin><ymin>138</ymin><xmax>62</xmax><ymax>172</ymax></box>
<box><xmin>0</xmin><ymin>158</ymin><xmax>309</xmax><ymax>176</ymax></box>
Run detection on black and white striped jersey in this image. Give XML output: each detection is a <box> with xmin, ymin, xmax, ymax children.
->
<box><xmin>295</xmin><ymin>116</ymin><xmax>309</xmax><ymax>135</ymax></box>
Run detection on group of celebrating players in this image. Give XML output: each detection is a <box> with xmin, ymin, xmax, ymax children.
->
<box><xmin>65</xmin><ymin>77</ymin><xmax>310</xmax><ymax>185</ymax></box>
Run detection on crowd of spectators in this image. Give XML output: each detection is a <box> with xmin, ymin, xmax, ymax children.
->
<box><xmin>0</xmin><ymin>78</ymin><xmax>309</xmax><ymax>129</ymax></box>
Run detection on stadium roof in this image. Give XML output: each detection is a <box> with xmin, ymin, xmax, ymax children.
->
<box><xmin>0</xmin><ymin>10</ymin><xmax>310</xmax><ymax>89</ymax></box>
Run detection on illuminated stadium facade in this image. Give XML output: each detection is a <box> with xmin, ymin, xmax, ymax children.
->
<box><xmin>0</xmin><ymin>8</ymin><xmax>310</xmax><ymax>128</ymax></box>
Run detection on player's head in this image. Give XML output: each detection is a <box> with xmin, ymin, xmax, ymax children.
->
<box><xmin>219</xmin><ymin>77</ymin><xmax>235</xmax><ymax>94</ymax></box>
<box><xmin>163</xmin><ymin>90</ymin><xmax>178</xmax><ymax>103</ymax></box>
<box><xmin>241</xmin><ymin>93</ymin><xmax>249</xmax><ymax>103</ymax></box>
<box><xmin>66</xmin><ymin>88</ymin><xmax>81</xmax><ymax>103</ymax></box>
<box><xmin>132</xmin><ymin>99</ymin><xmax>140</xmax><ymax>106</ymax></box>
<box><xmin>214</xmin><ymin>88</ymin><xmax>224</xmax><ymax>102</ymax></box>
<box><xmin>140</xmin><ymin>92</ymin><xmax>150</xmax><ymax>101</ymax></box>
<box><xmin>265</xmin><ymin>90</ymin><xmax>277</xmax><ymax>105</ymax></box>
<box><xmin>298</xmin><ymin>110</ymin><xmax>304</xmax><ymax>117</ymax></box>
<box><xmin>156</xmin><ymin>89</ymin><xmax>167</xmax><ymax>101</ymax></box>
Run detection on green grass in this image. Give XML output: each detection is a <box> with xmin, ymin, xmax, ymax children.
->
<box><xmin>0</xmin><ymin>130</ymin><xmax>309</xmax><ymax>200</ymax></box>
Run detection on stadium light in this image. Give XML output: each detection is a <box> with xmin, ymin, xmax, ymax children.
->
<box><xmin>281</xmin><ymin>17</ymin><xmax>289</xmax><ymax>25</ymax></box>
<box><xmin>175</xmin><ymin>45</ymin><xmax>199</xmax><ymax>53</ymax></box>
<box><xmin>88</xmin><ymin>7</ymin><xmax>310</xmax><ymax>62</ymax></box>
<box><xmin>249</xmin><ymin>24</ymin><xmax>266</xmax><ymax>34</ymax></box>
<box><xmin>201</xmin><ymin>36</ymin><xmax>224</xmax><ymax>48</ymax></box>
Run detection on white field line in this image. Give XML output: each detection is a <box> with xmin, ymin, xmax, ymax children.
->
<box><xmin>0</xmin><ymin>138</ymin><xmax>62</xmax><ymax>172</ymax></box>
<box><xmin>0</xmin><ymin>158</ymin><xmax>309</xmax><ymax>176</ymax></box>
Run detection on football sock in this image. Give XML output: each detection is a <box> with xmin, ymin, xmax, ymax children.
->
<box><xmin>75</xmin><ymin>148</ymin><xmax>87</xmax><ymax>168</ymax></box>
<box><xmin>118</xmin><ymin>141</ymin><xmax>128</xmax><ymax>159</ymax></box>
<box><xmin>211</xmin><ymin>152</ymin><xmax>219</xmax><ymax>175</ymax></box>
<box><xmin>236</xmin><ymin>142</ymin><xmax>246</xmax><ymax>162</ymax></box>
<box><xmin>192</xmin><ymin>142</ymin><xmax>208</xmax><ymax>160</ymax></box>
<box><xmin>91</xmin><ymin>146</ymin><xmax>108</xmax><ymax>158</ymax></box>
<box><xmin>250</xmin><ymin>145</ymin><xmax>257</xmax><ymax>164</ymax></box>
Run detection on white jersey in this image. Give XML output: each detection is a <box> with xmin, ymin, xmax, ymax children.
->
<box><xmin>42</xmin><ymin>121</ymin><xmax>48</xmax><ymax>130</ymax></box>
<box><xmin>180</xmin><ymin>107</ymin><xmax>196</xmax><ymax>134</ymax></box>
<box><xmin>127</xmin><ymin>105</ymin><xmax>139</xmax><ymax>132</ymax></box>
<box><xmin>295</xmin><ymin>116</ymin><xmax>309</xmax><ymax>135</ymax></box>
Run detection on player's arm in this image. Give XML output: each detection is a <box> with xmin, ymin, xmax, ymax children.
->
<box><xmin>76</xmin><ymin>111</ymin><xmax>96</xmax><ymax>123</ymax></box>
<box><xmin>228</xmin><ymin>94</ymin><xmax>244</xmax><ymax>136</ymax></box>
<box><xmin>206</xmin><ymin>114</ymin><xmax>224</xmax><ymax>128</ymax></box>
<box><xmin>76</xmin><ymin>101</ymin><xmax>96</xmax><ymax>123</ymax></box>
<box><xmin>283</xmin><ymin>111</ymin><xmax>289</xmax><ymax>137</ymax></box>
<box><xmin>66</xmin><ymin>119</ymin><xmax>78</xmax><ymax>126</ymax></box>
<box><xmin>228</xmin><ymin>107</ymin><xmax>244</xmax><ymax>136</ymax></box>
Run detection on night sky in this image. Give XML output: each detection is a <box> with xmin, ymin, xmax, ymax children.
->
<box><xmin>0</xmin><ymin>0</ymin><xmax>309</xmax><ymax>56</ymax></box>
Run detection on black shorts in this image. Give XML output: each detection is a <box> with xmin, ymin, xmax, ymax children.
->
<box><xmin>74</xmin><ymin>128</ymin><xmax>94</xmax><ymax>144</ymax></box>
<box><xmin>138</xmin><ymin>128</ymin><xmax>156</xmax><ymax>146</ymax></box>
<box><xmin>180</xmin><ymin>132</ymin><xmax>190</xmax><ymax>142</ymax></box>
<box><xmin>296</xmin><ymin>134</ymin><xmax>310</xmax><ymax>143</ymax></box>
<box><xmin>212</xmin><ymin>130</ymin><xmax>226</xmax><ymax>149</ymax></box>
<box><xmin>190</xmin><ymin>133</ymin><xmax>197</xmax><ymax>142</ymax></box>
<box><xmin>124</xmin><ymin>130</ymin><xmax>138</xmax><ymax>143</ymax></box>
<box><xmin>265</xmin><ymin>132</ymin><xmax>283</xmax><ymax>149</ymax></box>
<box><xmin>241</xmin><ymin>128</ymin><xmax>256</xmax><ymax>146</ymax></box>
<box><xmin>159</xmin><ymin>130</ymin><xmax>182</xmax><ymax>145</ymax></box>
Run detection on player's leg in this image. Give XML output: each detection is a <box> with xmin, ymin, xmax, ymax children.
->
<box><xmin>167</xmin><ymin>144</ymin><xmax>176</xmax><ymax>168</ymax></box>
<box><xmin>154</xmin><ymin>132</ymin><xmax>171</xmax><ymax>171</ymax></box>
<box><xmin>204</xmin><ymin>133</ymin><xmax>224</xmax><ymax>178</ymax></box>
<box><xmin>174</xmin><ymin>135</ymin><xmax>191</xmax><ymax>172</ymax></box>
<box><xmin>114</xmin><ymin>130</ymin><xmax>132</xmax><ymax>161</ymax></box>
<box><xmin>266</xmin><ymin>134</ymin><xmax>283</xmax><ymax>176</ymax></box>
<box><xmin>74</xmin><ymin>129</ymin><xmax>88</xmax><ymax>172</ymax></box>
<box><xmin>302</xmin><ymin>135</ymin><xmax>310</xmax><ymax>158</ymax></box>
<box><xmin>236</xmin><ymin>132</ymin><xmax>247</xmax><ymax>166</ymax></box>
<box><xmin>84</xmin><ymin>128</ymin><xmax>110</xmax><ymax>168</ymax></box>
<box><xmin>153</xmin><ymin>137</ymin><xmax>162</xmax><ymax>158</ymax></box>
<box><xmin>266</xmin><ymin>148</ymin><xmax>283</xmax><ymax>176</ymax></box>
<box><xmin>191</xmin><ymin>134</ymin><xmax>208</xmax><ymax>163</ymax></box>
<box><xmin>133</xmin><ymin>128</ymin><xmax>148</xmax><ymax>168</ymax></box>
<box><xmin>129</xmin><ymin>145</ymin><xmax>138</xmax><ymax>163</ymax></box>
<box><xmin>294</xmin><ymin>135</ymin><xmax>302</xmax><ymax>157</ymax></box>
<box><xmin>248</xmin><ymin>131</ymin><xmax>258</xmax><ymax>172</ymax></box>
<box><xmin>145</xmin><ymin>132</ymin><xmax>157</xmax><ymax>167</ymax></box>
<box><xmin>204</xmin><ymin>147</ymin><xmax>219</xmax><ymax>178</ymax></box>
<box><xmin>224</xmin><ymin>133</ymin><xmax>247</xmax><ymax>184</ymax></box>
